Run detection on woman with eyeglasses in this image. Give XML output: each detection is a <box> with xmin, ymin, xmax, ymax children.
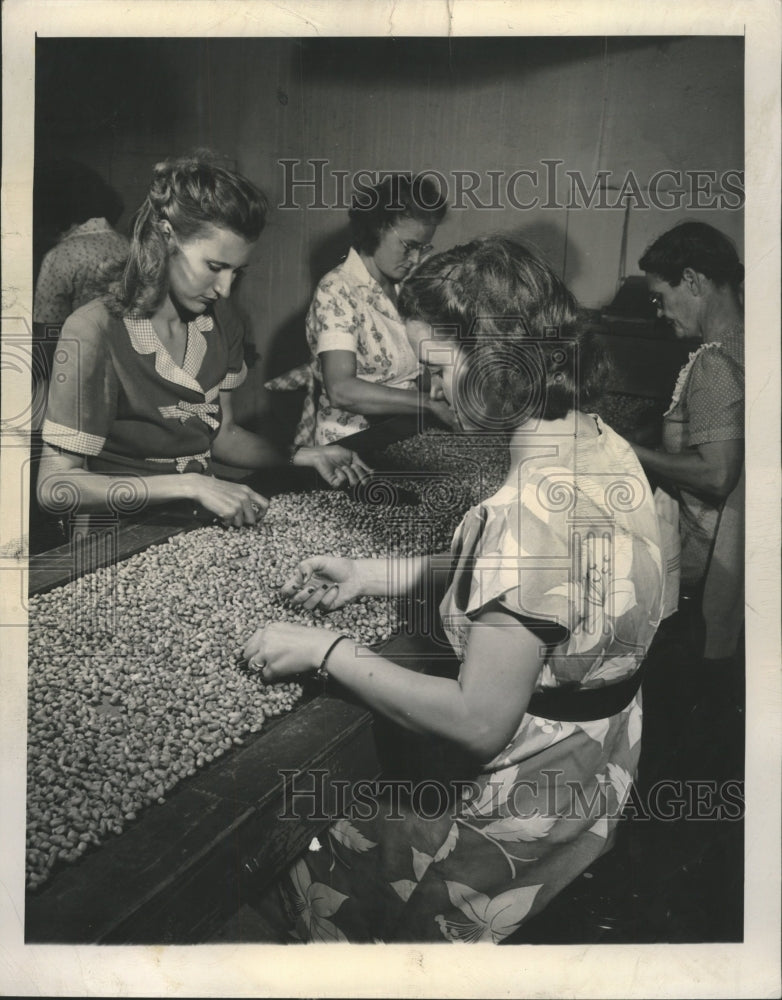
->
<box><xmin>632</xmin><ymin>221</ymin><xmax>745</xmax><ymax>661</ymax></box>
<box><xmin>267</xmin><ymin>173</ymin><xmax>457</xmax><ymax>446</ymax></box>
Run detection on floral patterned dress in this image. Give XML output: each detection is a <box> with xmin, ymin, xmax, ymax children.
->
<box><xmin>304</xmin><ymin>248</ymin><xmax>420</xmax><ymax>444</ymax></box>
<box><xmin>277</xmin><ymin>416</ymin><xmax>665</xmax><ymax>943</ymax></box>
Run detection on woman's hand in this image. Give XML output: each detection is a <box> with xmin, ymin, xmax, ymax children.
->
<box><xmin>281</xmin><ymin>555</ymin><xmax>362</xmax><ymax>611</ymax></box>
<box><xmin>187</xmin><ymin>474</ymin><xmax>269</xmax><ymax>527</ymax></box>
<box><xmin>429</xmin><ymin>372</ymin><xmax>447</xmax><ymax>401</ymax></box>
<box><xmin>243</xmin><ymin>622</ymin><xmax>346</xmax><ymax>681</ymax></box>
<box><xmin>427</xmin><ymin>396</ymin><xmax>460</xmax><ymax>430</ymax></box>
<box><xmin>292</xmin><ymin>445</ymin><xmax>372</xmax><ymax>488</ymax></box>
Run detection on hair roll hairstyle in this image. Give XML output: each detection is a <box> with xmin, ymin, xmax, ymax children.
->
<box><xmin>105</xmin><ymin>152</ymin><xmax>269</xmax><ymax>316</ymax></box>
<box><xmin>638</xmin><ymin>221</ymin><xmax>744</xmax><ymax>291</ymax></box>
<box><xmin>397</xmin><ymin>236</ymin><xmax>608</xmax><ymax>428</ymax></box>
<box><xmin>348</xmin><ymin>173</ymin><xmax>448</xmax><ymax>255</ymax></box>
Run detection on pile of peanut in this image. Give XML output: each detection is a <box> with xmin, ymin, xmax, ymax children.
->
<box><xmin>26</xmin><ymin>430</ymin><xmax>509</xmax><ymax>890</ymax></box>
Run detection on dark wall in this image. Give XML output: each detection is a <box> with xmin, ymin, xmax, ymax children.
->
<box><xmin>35</xmin><ymin>35</ymin><xmax>743</xmax><ymax>424</ymax></box>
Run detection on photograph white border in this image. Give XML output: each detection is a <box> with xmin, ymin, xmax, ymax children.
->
<box><xmin>2</xmin><ymin>2</ymin><xmax>779</xmax><ymax>997</ymax></box>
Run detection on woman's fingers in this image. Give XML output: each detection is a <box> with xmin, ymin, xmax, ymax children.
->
<box><xmin>283</xmin><ymin>575</ymin><xmax>336</xmax><ymax>611</ymax></box>
<box><xmin>317</xmin><ymin>583</ymin><xmax>342</xmax><ymax>610</ymax></box>
<box><xmin>299</xmin><ymin>579</ymin><xmax>338</xmax><ymax>611</ymax></box>
<box><xmin>340</xmin><ymin>463</ymin><xmax>361</xmax><ymax>488</ymax></box>
<box><xmin>242</xmin><ymin>628</ymin><xmax>264</xmax><ymax>662</ymax></box>
<box><xmin>248</xmin><ymin>490</ymin><xmax>269</xmax><ymax>521</ymax></box>
<box><xmin>352</xmin><ymin>455</ymin><xmax>373</xmax><ymax>477</ymax></box>
<box><xmin>281</xmin><ymin>559</ymin><xmax>317</xmax><ymax>597</ymax></box>
<box><xmin>288</xmin><ymin>581</ymin><xmax>323</xmax><ymax>608</ymax></box>
<box><xmin>207</xmin><ymin>481</ymin><xmax>269</xmax><ymax>526</ymax></box>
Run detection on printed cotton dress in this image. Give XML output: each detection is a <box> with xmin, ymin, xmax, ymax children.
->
<box><xmin>277</xmin><ymin>415</ymin><xmax>665</xmax><ymax>943</ymax></box>
<box><xmin>42</xmin><ymin>299</ymin><xmax>247</xmax><ymax>476</ymax></box>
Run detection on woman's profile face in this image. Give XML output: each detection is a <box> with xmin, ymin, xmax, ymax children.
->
<box><xmin>646</xmin><ymin>271</ymin><xmax>703</xmax><ymax>339</ymax></box>
<box><xmin>406</xmin><ymin>321</ymin><xmax>470</xmax><ymax>427</ymax></box>
<box><xmin>166</xmin><ymin>224</ymin><xmax>255</xmax><ymax>314</ymax></box>
<box><xmin>371</xmin><ymin>217</ymin><xmax>437</xmax><ymax>284</ymax></box>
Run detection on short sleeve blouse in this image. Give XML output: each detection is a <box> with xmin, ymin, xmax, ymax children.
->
<box><xmin>305</xmin><ymin>248</ymin><xmax>421</xmax><ymax>442</ymax></box>
<box><xmin>440</xmin><ymin>418</ymin><xmax>665</xmax><ymax>698</ymax></box>
<box><xmin>42</xmin><ymin>300</ymin><xmax>247</xmax><ymax>475</ymax></box>
<box><xmin>663</xmin><ymin>329</ymin><xmax>744</xmax><ymax>452</ymax></box>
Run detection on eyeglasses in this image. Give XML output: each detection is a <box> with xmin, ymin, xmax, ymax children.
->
<box><xmin>391</xmin><ymin>227</ymin><xmax>433</xmax><ymax>258</ymax></box>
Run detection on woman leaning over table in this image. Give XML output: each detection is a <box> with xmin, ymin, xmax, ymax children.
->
<box><xmin>37</xmin><ymin>153</ymin><xmax>368</xmax><ymax>528</ymax></box>
<box><xmin>266</xmin><ymin>172</ymin><xmax>456</xmax><ymax>446</ymax></box>
<box><xmin>244</xmin><ymin>236</ymin><xmax>666</xmax><ymax>943</ymax></box>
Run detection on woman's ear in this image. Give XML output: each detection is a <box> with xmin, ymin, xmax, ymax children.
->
<box><xmin>159</xmin><ymin>218</ymin><xmax>175</xmax><ymax>244</ymax></box>
<box><xmin>682</xmin><ymin>267</ymin><xmax>707</xmax><ymax>296</ymax></box>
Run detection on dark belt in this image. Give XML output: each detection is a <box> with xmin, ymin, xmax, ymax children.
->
<box><xmin>526</xmin><ymin>658</ymin><xmax>649</xmax><ymax>722</ymax></box>
<box><xmin>380</xmin><ymin>613</ymin><xmax>650</xmax><ymax>724</ymax></box>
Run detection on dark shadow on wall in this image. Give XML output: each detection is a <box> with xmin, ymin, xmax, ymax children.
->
<box><xmin>506</xmin><ymin>218</ymin><xmax>583</xmax><ymax>285</ymax></box>
<box><xmin>264</xmin><ymin>223</ymin><xmax>353</xmax><ymax>381</ymax></box>
<box><xmin>292</xmin><ymin>36</ymin><xmax>693</xmax><ymax>88</ymax></box>
<box><xmin>251</xmin><ymin>225</ymin><xmax>354</xmax><ymax>446</ymax></box>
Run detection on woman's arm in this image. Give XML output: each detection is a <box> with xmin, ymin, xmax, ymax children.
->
<box><xmin>36</xmin><ymin>445</ymin><xmax>268</xmax><ymax>526</ymax></box>
<box><xmin>631</xmin><ymin>438</ymin><xmax>744</xmax><ymax>499</ymax></box>
<box><xmin>246</xmin><ymin>606</ymin><xmax>543</xmax><ymax>763</ymax></box>
<box><xmin>320</xmin><ymin>351</ymin><xmax>457</xmax><ymax>427</ymax></box>
<box><xmin>280</xmin><ymin>552</ymin><xmax>454</xmax><ymax>609</ymax></box>
<box><xmin>211</xmin><ymin>391</ymin><xmax>286</xmax><ymax>469</ymax></box>
<box><xmin>212</xmin><ymin>391</ymin><xmax>370</xmax><ymax>487</ymax></box>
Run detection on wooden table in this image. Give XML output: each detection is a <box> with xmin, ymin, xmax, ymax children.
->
<box><xmin>25</xmin><ymin>438</ymin><xmax>436</xmax><ymax>944</ymax></box>
<box><xmin>24</xmin><ymin>350</ymin><xmax>683</xmax><ymax>942</ymax></box>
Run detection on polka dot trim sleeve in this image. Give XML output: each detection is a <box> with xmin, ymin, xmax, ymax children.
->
<box><xmin>33</xmin><ymin>250</ymin><xmax>74</xmax><ymax>326</ymax></box>
<box><xmin>686</xmin><ymin>346</ymin><xmax>744</xmax><ymax>446</ymax></box>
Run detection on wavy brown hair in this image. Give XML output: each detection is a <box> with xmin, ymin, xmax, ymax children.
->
<box><xmin>103</xmin><ymin>152</ymin><xmax>268</xmax><ymax>317</ymax></box>
<box><xmin>398</xmin><ymin>235</ymin><xmax>609</xmax><ymax>427</ymax></box>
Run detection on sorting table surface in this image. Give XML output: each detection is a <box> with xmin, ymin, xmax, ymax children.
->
<box><xmin>25</xmin><ymin>425</ymin><xmax>431</xmax><ymax>943</ymax></box>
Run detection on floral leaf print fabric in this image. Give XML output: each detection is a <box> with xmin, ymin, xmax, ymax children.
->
<box><xmin>275</xmin><ymin>417</ymin><xmax>664</xmax><ymax>943</ymax></box>
<box><xmin>482</xmin><ymin>813</ymin><xmax>558</xmax><ymax>844</ymax></box>
<box><xmin>304</xmin><ymin>249</ymin><xmax>421</xmax><ymax>444</ymax></box>
<box><xmin>433</xmin><ymin>823</ymin><xmax>459</xmax><ymax>863</ymax></box>
<box><xmin>330</xmin><ymin>819</ymin><xmax>377</xmax><ymax>854</ymax></box>
<box><xmin>288</xmin><ymin>860</ymin><xmax>349</xmax><ymax>943</ymax></box>
<box><xmin>435</xmin><ymin>882</ymin><xmax>543</xmax><ymax>943</ymax></box>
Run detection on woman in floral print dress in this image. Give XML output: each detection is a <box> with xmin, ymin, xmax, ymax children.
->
<box><xmin>245</xmin><ymin>237</ymin><xmax>666</xmax><ymax>943</ymax></box>
<box><xmin>266</xmin><ymin>173</ymin><xmax>455</xmax><ymax>446</ymax></box>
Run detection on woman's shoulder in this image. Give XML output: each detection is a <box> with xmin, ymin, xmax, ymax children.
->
<box><xmin>59</xmin><ymin>300</ymin><xmax>125</xmax><ymax>362</ymax></box>
<box><xmin>309</xmin><ymin>263</ymin><xmax>364</xmax><ymax>323</ymax></box>
<box><xmin>60</xmin><ymin>298</ymin><xmax>118</xmax><ymax>334</ymax></box>
<box><xmin>690</xmin><ymin>340</ymin><xmax>743</xmax><ymax>379</ymax></box>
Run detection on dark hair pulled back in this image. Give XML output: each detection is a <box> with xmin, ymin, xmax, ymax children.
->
<box><xmin>104</xmin><ymin>151</ymin><xmax>268</xmax><ymax>316</ymax></box>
